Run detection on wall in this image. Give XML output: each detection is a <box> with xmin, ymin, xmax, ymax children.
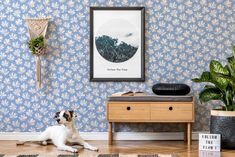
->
<box><xmin>0</xmin><ymin>0</ymin><xmax>234</xmax><ymax>132</ymax></box>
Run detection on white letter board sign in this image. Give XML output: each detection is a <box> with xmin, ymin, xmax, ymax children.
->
<box><xmin>199</xmin><ymin>133</ymin><xmax>221</xmax><ymax>151</ymax></box>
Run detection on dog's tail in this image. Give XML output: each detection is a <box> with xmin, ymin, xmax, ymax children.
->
<box><xmin>16</xmin><ymin>140</ymin><xmax>50</xmax><ymax>146</ymax></box>
<box><xmin>16</xmin><ymin>140</ymin><xmax>40</xmax><ymax>145</ymax></box>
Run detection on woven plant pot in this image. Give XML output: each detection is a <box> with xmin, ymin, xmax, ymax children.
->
<box><xmin>35</xmin><ymin>46</ymin><xmax>46</xmax><ymax>56</ymax></box>
<box><xmin>210</xmin><ymin>110</ymin><xmax>235</xmax><ymax>149</ymax></box>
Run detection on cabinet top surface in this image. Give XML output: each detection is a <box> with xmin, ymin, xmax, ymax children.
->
<box><xmin>108</xmin><ymin>95</ymin><xmax>194</xmax><ymax>103</ymax></box>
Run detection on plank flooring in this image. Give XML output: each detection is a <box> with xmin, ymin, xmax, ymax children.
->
<box><xmin>0</xmin><ymin>140</ymin><xmax>235</xmax><ymax>157</ymax></box>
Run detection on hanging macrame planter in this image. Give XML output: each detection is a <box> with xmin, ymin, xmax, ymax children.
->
<box><xmin>25</xmin><ymin>17</ymin><xmax>51</xmax><ymax>88</ymax></box>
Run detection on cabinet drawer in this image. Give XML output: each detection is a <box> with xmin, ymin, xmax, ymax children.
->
<box><xmin>108</xmin><ymin>103</ymin><xmax>150</xmax><ymax>121</ymax></box>
<box><xmin>151</xmin><ymin>103</ymin><xmax>193</xmax><ymax>122</ymax></box>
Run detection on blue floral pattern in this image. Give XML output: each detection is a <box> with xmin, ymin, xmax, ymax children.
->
<box><xmin>0</xmin><ymin>0</ymin><xmax>234</xmax><ymax>132</ymax></box>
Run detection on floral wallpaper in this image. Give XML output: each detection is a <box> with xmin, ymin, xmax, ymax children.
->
<box><xmin>0</xmin><ymin>0</ymin><xmax>234</xmax><ymax>132</ymax></box>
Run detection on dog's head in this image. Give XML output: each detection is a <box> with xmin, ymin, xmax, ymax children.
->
<box><xmin>54</xmin><ymin>110</ymin><xmax>74</xmax><ymax>125</ymax></box>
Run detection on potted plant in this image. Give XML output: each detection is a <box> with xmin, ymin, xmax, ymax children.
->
<box><xmin>192</xmin><ymin>45</ymin><xmax>235</xmax><ymax>149</ymax></box>
<box><xmin>27</xmin><ymin>35</ymin><xmax>45</xmax><ymax>55</ymax></box>
<box><xmin>27</xmin><ymin>35</ymin><xmax>45</xmax><ymax>88</ymax></box>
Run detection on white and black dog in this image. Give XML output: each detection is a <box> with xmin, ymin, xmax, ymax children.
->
<box><xmin>17</xmin><ymin>110</ymin><xmax>98</xmax><ymax>153</ymax></box>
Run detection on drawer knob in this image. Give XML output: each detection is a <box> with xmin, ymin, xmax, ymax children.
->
<box><xmin>126</xmin><ymin>106</ymin><xmax>131</xmax><ymax>110</ymax></box>
<box><xmin>169</xmin><ymin>106</ymin><xmax>173</xmax><ymax>111</ymax></box>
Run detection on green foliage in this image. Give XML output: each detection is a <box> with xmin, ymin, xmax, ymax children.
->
<box><xmin>192</xmin><ymin>45</ymin><xmax>235</xmax><ymax>111</ymax></box>
<box><xmin>95</xmin><ymin>35</ymin><xmax>138</xmax><ymax>63</ymax></box>
<box><xmin>27</xmin><ymin>36</ymin><xmax>45</xmax><ymax>55</ymax></box>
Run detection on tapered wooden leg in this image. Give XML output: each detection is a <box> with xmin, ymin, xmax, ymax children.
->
<box><xmin>184</xmin><ymin>123</ymin><xmax>187</xmax><ymax>142</ymax></box>
<box><xmin>187</xmin><ymin>123</ymin><xmax>192</xmax><ymax>145</ymax></box>
<box><xmin>108</xmin><ymin>122</ymin><xmax>113</xmax><ymax>145</ymax></box>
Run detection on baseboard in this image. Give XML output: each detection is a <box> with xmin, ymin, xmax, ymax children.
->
<box><xmin>0</xmin><ymin>131</ymin><xmax>204</xmax><ymax>141</ymax></box>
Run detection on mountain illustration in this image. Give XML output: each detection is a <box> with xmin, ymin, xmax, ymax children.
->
<box><xmin>95</xmin><ymin>35</ymin><xmax>138</xmax><ymax>63</ymax></box>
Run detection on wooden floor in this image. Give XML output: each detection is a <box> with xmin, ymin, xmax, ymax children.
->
<box><xmin>0</xmin><ymin>140</ymin><xmax>235</xmax><ymax>157</ymax></box>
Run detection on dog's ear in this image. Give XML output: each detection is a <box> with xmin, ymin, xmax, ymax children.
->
<box><xmin>69</xmin><ymin>110</ymin><xmax>74</xmax><ymax>117</ymax></box>
<box><xmin>54</xmin><ymin>111</ymin><xmax>60</xmax><ymax>119</ymax></box>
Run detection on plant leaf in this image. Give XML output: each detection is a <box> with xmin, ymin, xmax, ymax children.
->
<box><xmin>211</xmin><ymin>75</ymin><xmax>229</xmax><ymax>91</ymax></box>
<box><xmin>214</xmin><ymin>73</ymin><xmax>235</xmax><ymax>89</ymax></box>
<box><xmin>209</xmin><ymin>60</ymin><xmax>230</xmax><ymax>91</ymax></box>
<box><xmin>199</xmin><ymin>87</ymin><xmax>223</xmax><ymax>102</ymax></box>
<box><xmin>223</xmin><ymin>85</ymin><xmax>235</xmax><ymax>111</ymax></box>
<box><xmin>227</xmin><ymin>57</ymin><xmax>235</xmax><ymax>68</ymax></box>
<box><xmin>191</xmin><ymin>72</ymin><xmax>212</xmax><ymax>82</ymax></box>
<box><xmin>232</xmin><ymin>45</ymin><xmax>235</xmax><ymax>57</ymax></box>
<box><xmin>204</xmin><ymin>85</ymin><xmax>217</xmax><ymax>89</ymax></box>
<box><xmin>210</xmin><ymin>60</ymin><xmax>229</xmax><ymax>75</ymax></box>
<box><xmin>227</xmin><ymin>56</ymin><xmax>235</xmax><ymax>77</ymax></box>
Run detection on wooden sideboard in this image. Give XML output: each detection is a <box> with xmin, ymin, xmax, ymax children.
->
<box><xmin>106</xmin><ymin>98</ymin><xmax>194</xmax><ymax>145</ymax></box>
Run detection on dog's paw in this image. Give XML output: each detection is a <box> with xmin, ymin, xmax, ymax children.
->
<box><xmin>90</xmin><ymin>146</ymin><xmax>99</xmax><ymax>151</ymax></box>
<box><xmin>16</xmin><ymin>141</ymin><xmax>25</xmax><ymax>145</ymax></box>
<box><xmin>70</xmin><ymin>148</ymin><xmax>78</xmax><ymax>153</ymax></box>
<box><xmin>84</xmin><ymin>143</ymin><xmax>98</xmax><ymax>151</ymax></box>
<box><xmin>42</xmin><ymin>141</ymin><xmax>47</xmax><ymax>146</ymax></box>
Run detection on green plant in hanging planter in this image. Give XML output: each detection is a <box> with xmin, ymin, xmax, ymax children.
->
<box><xmin>27</xmin><ymin>35</ymin><xmax>45</xmax><ymax>55</ymax></box>
<box><xmin>192</xmin><ymin>45</ymin><xmax>235</xmax><ymax>111</ymax></box>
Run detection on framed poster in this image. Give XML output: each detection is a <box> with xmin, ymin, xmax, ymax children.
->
<box><xmin>90</xmin><ymin>7</ymin><xmax>145</xmax><ymax>81</ymax></box>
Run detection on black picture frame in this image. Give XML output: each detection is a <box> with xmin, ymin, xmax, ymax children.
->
<box><xmin>90</xmin><ymin>7</ymin><xmax>145</xmax><ymax>82</ymax></box>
